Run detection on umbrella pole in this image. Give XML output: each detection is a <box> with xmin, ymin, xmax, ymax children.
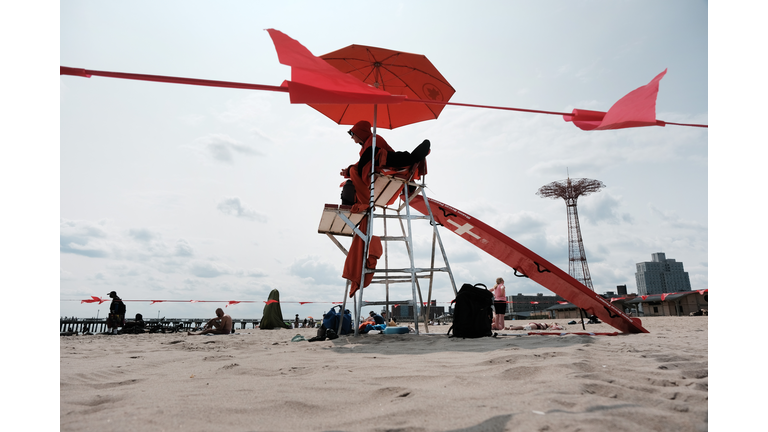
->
<box><xmin>403</xmin><ymin>182</ymin><xmax>420</xmax><ymax>335</ymax></box>
<box><xmin>384</xmin><ymin>207</ymin><xmax>390</xmax><ymax>323</ymax></box>
<box><xmin>339</xmin><ymin>280</ymin><xmax>351</xmax><ymax>336</ymax></box>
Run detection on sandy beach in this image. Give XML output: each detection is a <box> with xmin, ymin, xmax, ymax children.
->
<box><xmin>60</xmin><ymin>316</ymin><xmax>707</xmax><ymax>431</ymax></box>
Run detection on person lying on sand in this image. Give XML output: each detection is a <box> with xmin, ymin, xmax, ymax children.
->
<box><xmin>188</xmin><ymin>308</ymin><xmax>232</xmax><ymax>335</ymax></box>
<box><xmin>505</xmin><ymin>322</ymin><xmax>564</xmax><ymax>331</ymax></box>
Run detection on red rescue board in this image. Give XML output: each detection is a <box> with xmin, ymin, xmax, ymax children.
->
<box><xmin>409</xmin><ymin>195</ymin><xmax>648</xmax><ymax>334</ymax></box>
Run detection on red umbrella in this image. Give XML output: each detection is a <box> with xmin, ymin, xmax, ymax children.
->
<box><xmin>309</xmin><ymin>44</ymin><xmax>456</xmax><ymax>129</ymax></box>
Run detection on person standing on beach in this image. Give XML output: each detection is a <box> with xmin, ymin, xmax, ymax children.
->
<box><xmin>106</xmin><ymin>291</ymin><xmax>125</xmax><ymax>335</ymax></box>
<box><xmin>188</xmin><ymin>308</ymin><xmax>232</xmax><ymax>335</ymax></box>
<box><xmin>489</xmin><ymin>278</ymin><xmax>506</xmax><ymax>331</ymax></box>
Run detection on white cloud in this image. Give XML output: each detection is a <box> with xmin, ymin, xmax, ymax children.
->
<box><xmin>289</xmin><ymin>256</ymin><xmax>341</xmax><ymax>285</ymax></box>
<box><xmin>186</xmin><ymin>133</ymin><xmax>264</xmax><ymax>163</ymax></box>
<box><xmin>175</xmin><ymin>239</ymin><xmax>194</xmax><ymax>257</ymax></box>
<box><xmin>580</xmin><ymin>193</ymin><xmax>635</xmax><ymax>225</ymax></box>
<box><xmin>128</xmin><ymin>227</ymin><xmax>157</xmax><ymax>242</ymax></box>
<box><xmin>60</xmin><ymin>219</ymin><xmax>111</xmax><ymax>258</ymax></box>
<box><xmin>216</xmin><ymin>197</ymin><xmax>268</xmax><ymax>222</ymax></box>
<box><xmin>649</xmin><ymin>204</ymin><xmax>707</xmax><ymax>232</ymax></box>
<box><xmin>188</xmin><ymin>260</ymin><xmax>238</xmax><ymax>278</ymax></box>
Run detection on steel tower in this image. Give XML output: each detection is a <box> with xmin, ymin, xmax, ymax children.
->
<box><xmin>537</xmin><ymin>177</ymin><xmax>605</xmax><ymax>290</ymax></box>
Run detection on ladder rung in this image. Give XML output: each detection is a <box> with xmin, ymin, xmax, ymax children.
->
<box><xmin>368</xmin><ymin>268</ymin><xmax>449</xmax><ymax>274</ymax></box>
<box><xmin>374</xmin><ymin>214</ymin><xmax>431</xmax><ymax>220</ymax></box>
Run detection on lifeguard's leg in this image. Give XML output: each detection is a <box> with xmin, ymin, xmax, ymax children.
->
<box><xmin>384</xmin><ymin>140</ymin><xmax>431</xmax><ymax>167</ymax></box>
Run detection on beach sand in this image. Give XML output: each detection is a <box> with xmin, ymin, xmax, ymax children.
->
<box><xmin>60</xmin><ymin>316</ymin><xmax>707</xmax><ymax>431</ymax></box>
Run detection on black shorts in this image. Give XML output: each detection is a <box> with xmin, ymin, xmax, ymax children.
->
<box><xmin>493</xmin><ymin>301</ymin><xmax>507</xmax><ymax>314</ymax></box>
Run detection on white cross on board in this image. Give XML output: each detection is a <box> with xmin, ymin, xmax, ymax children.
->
<box><xmin>447</xmin><ymin>219</ymin><xmax>481</xmax><ymax>239</ymax></box>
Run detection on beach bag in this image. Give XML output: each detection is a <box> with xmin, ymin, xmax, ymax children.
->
<box><xmin>322</xmin><ymin>305</ymin><xmax>352</xmax><ymax>335</ymax></box>
<box><xmin>447</xmin><ymin>283</ymin><xmax>494</xmax><ymax>338</ymax></box>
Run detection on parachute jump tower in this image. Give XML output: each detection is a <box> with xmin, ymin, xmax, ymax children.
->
<box><xmin>537</xmin><ymin>177</ymin><xmax>605</xmax><ymax>291</ymax></box>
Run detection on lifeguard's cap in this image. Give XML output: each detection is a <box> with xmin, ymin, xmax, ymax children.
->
<box><xmin>348</xmin><ymin>120</ymin><xmax>372</xmax><ymax>142</ymax></box>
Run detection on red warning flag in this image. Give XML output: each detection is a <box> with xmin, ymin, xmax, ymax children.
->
<box><xmin>565</xmin><ymin>69</ymin><xmax>667</xmax><ymax>131</ymax></box>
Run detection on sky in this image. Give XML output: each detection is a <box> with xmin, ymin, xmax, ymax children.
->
<box><xmin>56</xmin><ymin>0</ymin><xmax>711</xmax><ymax>322</ymax></box>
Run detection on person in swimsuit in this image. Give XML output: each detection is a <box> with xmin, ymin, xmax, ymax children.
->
<box><xmin>505</xmin><ymin>322</ymin><xmax>564</xmax><ymax>331</ymax></box>
<box><xmin>489</xmin><ymin>278</ymin><xmax>507</xmax><ymax>330</ymax></box>
<box><xmin>188</xmin><ymin>308</ymin><xmax>232</xmax><ymax>335</ymax></box>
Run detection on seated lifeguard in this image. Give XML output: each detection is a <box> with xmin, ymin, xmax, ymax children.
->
<box><xmin>340</xmin><ymin>120</ymin><xmax>430</xmax><ymax>208</ymax></box>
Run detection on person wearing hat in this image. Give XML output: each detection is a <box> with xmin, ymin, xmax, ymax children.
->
<box><xmin>340</xmin><ymin>120</ymin><xmax>431</xmax><ymax>209</ymax></box>
<box><xmin>106</xmin><ymin>291</ymin><xmax>126</xmax><ymax>335</ymax></box>
<box><xmin>369</xmin><ymin>310</ymin><xmax>385</xmax><ymax>326</ymax></box>
<box><xmin>359</xmin><ymin>310</ymin><xmax>388</xmax><ymax>334</ymax></box>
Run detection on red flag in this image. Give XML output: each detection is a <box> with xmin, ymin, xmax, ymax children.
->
<box><xmin>81</xmin><ymin>296</ymin><xmax>106</xmax><ymax>304</ymax></box>
<box><xmin>265</xmin><ymin>29</ymin><xmax>405</xmax><ymax>105</ymax></box>
<box><xmin>564</xmin><ymin>69</ymin><xmax>667</xmax><ymax>131</ymax></box>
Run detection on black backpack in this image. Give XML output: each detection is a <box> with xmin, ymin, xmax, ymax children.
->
<box><xmin>447</xmin><ymin>283</ymin><xmax>494</xmax><ymax>338</ymax></box>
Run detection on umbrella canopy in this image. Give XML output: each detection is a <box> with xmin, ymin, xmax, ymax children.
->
<box><xmin>310</xmin><ymin>44</ymin><xmax>456</xmax><ymax>129</ymax></box>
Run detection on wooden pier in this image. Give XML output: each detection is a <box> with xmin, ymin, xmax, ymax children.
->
<box><xmin>59</xmin><ymin>317</ymin><xmax>262</xmax><ymax>335</ymax></box>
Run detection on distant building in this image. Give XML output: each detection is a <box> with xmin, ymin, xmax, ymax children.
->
<box><xmin>545</xmin><ymin>290</ymin><xmax>708</xmax><ymax>319</ymax></box>
<box><xmin>634</xmin><ymin>252</ymin><xmax>692</xmax><ymax>295</ymax></box>
<box><xmin>507</xmin><ymin>293</ymin><xmax>564</xmax><ymax>317</ymax></box>
<box><xmin>392</xmin><ymin>300</ymin><xmax>444</xmax><ymax>321</ymax></box>
<box><xmin>625</xmin><ymin>291</ymin><xmax>708</xmax><ymax>317</ymax></box>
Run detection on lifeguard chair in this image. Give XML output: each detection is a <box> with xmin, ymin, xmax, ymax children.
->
<box><xmin>318</xmin><ymin>159</ymin><xmax>457</xmax><ymax>335</ymax></box>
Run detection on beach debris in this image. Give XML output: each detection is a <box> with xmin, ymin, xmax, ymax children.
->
<box><xmin>291</xmin><ymin>334</ymin><xmax>307</xmax><ymax>342</ymax></box>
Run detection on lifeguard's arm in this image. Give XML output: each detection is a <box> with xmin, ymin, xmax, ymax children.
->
<box><xmin>356</xmin><ymin>146</ymin><xmax>385</xmax><ymax>176</ymax></box>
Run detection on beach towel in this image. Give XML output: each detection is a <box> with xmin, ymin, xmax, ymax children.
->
<box><xmin>342</xmin><ymin>216</ymin><xmax>383</xmax><ymax>297</ymax></box>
